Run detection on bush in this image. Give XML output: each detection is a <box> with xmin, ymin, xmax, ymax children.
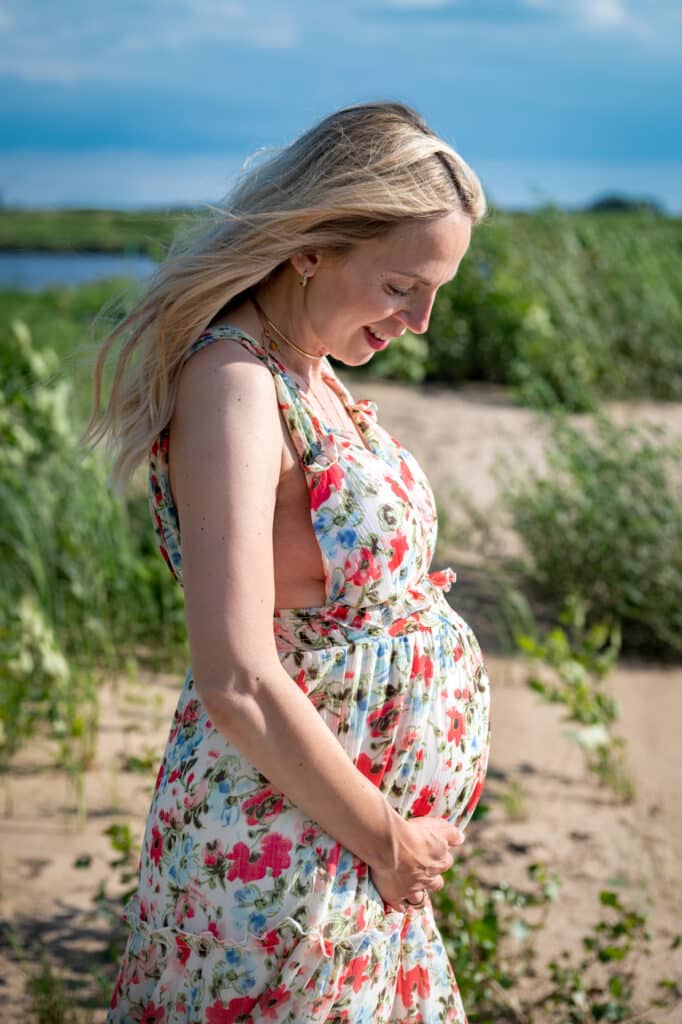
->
<box><xmin>365</xmin><ymin>207</ymin><xmax>682</xmax><ymax>410</ymax></box>
<box><xmin>500</xmin><ymin>412</ymin><xmax>682</xmax><ymax>656</ymax></box>
<box><xmin>0</xmin><ymin>319</ymin><xmax>186</xmax><ymax>776</ymax></box>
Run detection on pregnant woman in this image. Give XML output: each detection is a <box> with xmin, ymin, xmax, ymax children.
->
<box><xmin>87</xmin><ymin>101</ymin><xmax>491</xmax><ymax>1022</ymax></box>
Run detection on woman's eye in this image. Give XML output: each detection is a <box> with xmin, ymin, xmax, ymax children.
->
<box><xmin>386</xmin><ymin>283</ymin><xmax>409</xmax><ymax>298</ymax></box>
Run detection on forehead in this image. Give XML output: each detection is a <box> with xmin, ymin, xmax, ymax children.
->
<box><xmin>356</xmin><ymin>211</ymin><xmax>471</xmax><ymax>280</ymax></box>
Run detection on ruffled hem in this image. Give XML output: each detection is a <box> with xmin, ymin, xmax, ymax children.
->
<box><xmin>123</xmin><ymin>899</ymin><xmax>414</xmax><ymax>966</ymax></box>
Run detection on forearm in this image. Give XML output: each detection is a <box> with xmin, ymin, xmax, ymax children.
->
<box><xmin>197</xmin><ymin>661</ymin><xmax>404</xmax><ymax>871</ymax></box>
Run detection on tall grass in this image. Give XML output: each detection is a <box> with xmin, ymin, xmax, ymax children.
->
<box><xmin>0</xmin><ymin>317</ymin><xmax>186</xmax><ymax>785</ymax></box>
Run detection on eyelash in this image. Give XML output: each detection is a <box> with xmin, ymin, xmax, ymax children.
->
<box><xmin>386</xmin><ymin>283</ymin><xmax>409</xmax><ymax>298</ymax></box>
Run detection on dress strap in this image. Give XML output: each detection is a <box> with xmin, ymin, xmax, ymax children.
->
<box><xmin>183</xmin><ymin>326</ymin><xmax>326</xmax><ymax>469</ymax></box>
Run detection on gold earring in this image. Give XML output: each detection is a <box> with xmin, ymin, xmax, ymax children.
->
<box><xmin>299</xmin><ymin>271</ymin><xmax>308</xmax><ymax>288</ymax></box>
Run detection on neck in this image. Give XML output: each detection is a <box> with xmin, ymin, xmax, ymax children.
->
<box><xmin>251</xmin><ymin>271</ymin><xmax>326</xmax><ymax>388</ymax></box>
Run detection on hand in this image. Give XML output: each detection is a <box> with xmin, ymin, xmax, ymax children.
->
<box><xmin>368</xmin><ymin>816</ymin><xmax>465</xmax><ymax>914</ymax></box>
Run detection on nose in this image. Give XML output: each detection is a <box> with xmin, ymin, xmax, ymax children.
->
<box><xmin>400</xmin><ymin>292</ymin><xmax>436</xmax><ymax>335</ymax></box>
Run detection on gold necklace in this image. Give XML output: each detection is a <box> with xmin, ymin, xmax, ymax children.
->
<box><xmin>250</xmin><ymin>293</ymin><xmax>324</xmax><ymax>361</ymax></box>
<box><xmin>250</xmin><ymin>293</ymin><xmax>354</xmax><ymax>432</ymax></box>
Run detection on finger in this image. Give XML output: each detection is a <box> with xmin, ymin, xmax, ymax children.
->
<box><xmin>448</xmin><ymin>827</ymin><xmax>465</xmax><ymax>846</ymax></box>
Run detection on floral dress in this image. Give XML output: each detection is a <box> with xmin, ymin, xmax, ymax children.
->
<box><xmin>107</xmin><ymin>326</ymin><xmax>491</xmax><ymax>1024</ymax></box>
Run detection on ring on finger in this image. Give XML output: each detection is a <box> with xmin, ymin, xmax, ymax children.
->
<box><xmin>401</xmin><ymin>889</ymin><xmax>427</xmax><ymax>909</ymax></box>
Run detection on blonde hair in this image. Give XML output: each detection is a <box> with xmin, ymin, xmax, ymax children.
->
<box><xmin>79</xmin><ymin>101</ymin><xmax>487</xmax><ymax>492</ymax></box>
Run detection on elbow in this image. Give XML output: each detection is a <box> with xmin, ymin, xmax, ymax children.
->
<box><xmin>191</xmin><ymin>660</ymin><xmax>270</xmax><ymax>722</ymax></box>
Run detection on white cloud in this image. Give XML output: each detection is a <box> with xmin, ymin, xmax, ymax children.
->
<box><xmin>522</xmin><ymin>0</ymin><xmax>649</xmax><ymax>35</ymax></box>
<box><xmin>0</xmin><ymin>1</ymin><xmax>298</xmax><ymax>84</ymax></box>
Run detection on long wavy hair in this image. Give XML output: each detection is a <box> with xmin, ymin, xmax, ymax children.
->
<box><xmin>79</xmin><ymin>101</ymin><xmax>487</xmax><ymax>492</ymax></box>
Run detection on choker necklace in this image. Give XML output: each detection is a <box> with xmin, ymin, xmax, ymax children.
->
<box><xmin>250</xmin><ymin>293</ymin><xmax>324</xmax><ymax>362</ymax></box>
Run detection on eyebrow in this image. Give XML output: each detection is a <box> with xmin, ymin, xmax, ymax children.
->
<box><xmin>387</xmin><ymin>270</ymin><xmax>455</xmax><ymax>287</ymax></box>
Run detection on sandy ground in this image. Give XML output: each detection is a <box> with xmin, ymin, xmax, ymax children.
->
<box><xmin>2</xmin><ymin>381</ymin><xmax>681</xmax><ymax>1021</ymax></box>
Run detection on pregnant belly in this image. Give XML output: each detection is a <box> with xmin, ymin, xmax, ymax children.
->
<box><xmin>280</xmin><ymin>603</ymin><xmax>492</xmax><ymax>829</ymax></box>
<box><xmin>133</xmin><ymin>608</ymin><xmax>491</xmax><ymax>947</ymax></box>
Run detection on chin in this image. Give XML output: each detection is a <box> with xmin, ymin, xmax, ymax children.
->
<box><xmin>329</xmin><ymin>350</ymin><xmax>373</xmax><ymax>368</ymax></box>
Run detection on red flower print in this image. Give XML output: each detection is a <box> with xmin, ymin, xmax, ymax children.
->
<box><xmin>342</xmin><ymin>954</ymin><xmax>370</xmax><ymax>993</ymax></box>
<box><xmin>294</xmin><ymin>668</ymin><xmax>309</xmax><ymax>694</ymax></box>
<box><xmin>150</xmin><ymin>825</ymin><xmax>164</xmax><ymax>867</ymax></box>
<box><xmin>367</xmin><ymin>698</ymin><xmax>402</xmax><ymax>738</ymax></box>
<box><xmin>396</xmin><ymin>964</ymin><xmax>431</xmax><ymax>1008</ymax></box>
<box><xmin>226</xmin><ymin>834</ymin><xmax>292</xmax><ymax>882</ymax></box>
<box><xmin>174</xmin><ymin>935</ymin><xmax>191</xmax><ymax>966</ymax></box>
<box><xmin>431</xmin><ymin>568</ymin><xmax>456</xmax><ymax>587</ymax></box>
<box><xmin>466</xmin><ymin>776</ymin><xmax>484</xmax><ymax>816</ymax></box>
<box><xmin>154</xmin><ymin>760</ymin><xmax>165</xmax><ymax>791</ymax></box>
<box><xmin>446</xmin><ymin>707</ymin><xmax>466</xmax><ymax>747</ymax></box>
<box><xmin>242</xmin><ymin>788</ymin><xmax>285</xmax><ymax>826</ymax></box>
<box><xmin>259</xmin><ymin>983</ymin><xmax>291</xmax><ymax>1019</ymax></box>
<box><xmin>310</xmin><ymin>464</ymin><xmax>345</xmax><ymax>510</ymax></box>
<box><xmin>399</xmin><ymin>458</ymin><xmax>415</xmax><ymax>491</ymax></box>
<box><xmin>139</xmin><ymin>1001</ymin><xmax>165</xmax><ymax>1023</ymax></box>
<box><xmin>206</xmin><ymin>996</ymin><xmax>258</xmax><ymax>1023</ymax></box>
<box><xmin>182</xmin><ymin>701</ymin><xmax>200</xmax><ymax>726</ymax></box>
<box><xmin>325</xmin><ymin>843</ymin><xmax>341</xmax><ymax>877</ymax></box>
<box><xmin>109</xmin><ymin>971</ymin><xmax>122</xmax><ymax>1010</ymax></box>
<box><xmin>411</xmin><ymin>648</ymin><xmax>434</xmax><ymax>685</ymax></box>
<box><xmin>259</xmin><ymin>928</ymin><xmax>281</xmax><ymax>952</ymax></box>
<box><xmin>203</xmin><ymin>839</ymin><xmax>227</xmax><ymax>871</ymax></box>
<box><xmin>385</xmin><ymin>475</ymin><xmax>409</xmax><ymax>502</ymax></box>
<box><xmin>356</xmin><ymin>752</ymin><xmax>382</xmax><ymax>786</ymax></box>
<box><xmin>388</xmin><ymin>531</ymin><xmax>409</xmax><ymax>572</ymax></box>
<box><xmin>411</xmin><ymin>785</ymin><xmax>436</xmax><ymax>817</ymax></box>
<box><xmin>344</xmin><ymin>547</ymin><xmax>382</xmax><ymax>586</ymax></box>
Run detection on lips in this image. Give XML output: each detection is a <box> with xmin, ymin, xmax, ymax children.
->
<box><xmin>364</xmin><ymin>326</ymin><xmax>391</xmax><ymax>351</ymax></box>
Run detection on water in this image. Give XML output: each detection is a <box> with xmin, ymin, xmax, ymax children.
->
<box><xmin>0</xmin><ymin>250</ymin><xmax>158</xmax><ymax>291</ymax></box>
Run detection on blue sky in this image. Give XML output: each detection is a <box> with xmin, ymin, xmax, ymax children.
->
<box><xmin>1</xmin><ymin>0</ymin><xmax>681</xmax><ymax>211</ymax></box>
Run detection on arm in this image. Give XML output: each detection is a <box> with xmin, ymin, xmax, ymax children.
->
<box><xmin>170</xmin><ymin>341</ymin><xmax>403</xmax><ymax>870</ymax></box>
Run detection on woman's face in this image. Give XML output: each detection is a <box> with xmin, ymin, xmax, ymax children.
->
<box><xmin>302</xmin><ymin>210</ymin><xmax>472</xmax><ymax>365</ymax></box>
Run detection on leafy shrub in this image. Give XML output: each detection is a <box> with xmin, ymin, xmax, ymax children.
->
<box><xmin>501</xmin><ymin>412</ymin><xmax>682</xmax><ymax>655</ymax></box>
<box><xmin>516</xmin><ymin>596</ymin><xmax>634</xmax><ymax>801</ymax></box>
<box><xmin>365</xmin><ymin>207</ymin><xmax>682</xmax><ymax>410</ymax></box>
<box><xmin>0</xmin><ymin>319</ymin><xmax>185</xmax><ymax>777</ymax></box>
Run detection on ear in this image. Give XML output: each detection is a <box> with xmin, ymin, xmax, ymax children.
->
<box><xmin>289</xmin><ymin>251</ymin><xmax>322</xmax><ymax>280</ymax></box>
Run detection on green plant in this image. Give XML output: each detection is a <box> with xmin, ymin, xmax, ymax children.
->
<box><xmin>500</xmin><ymin>778</ymin><xmax>529</xmax><ymax>822</ymax></box>
<box><xmin>27</xmin><ymin>959</ymin><xmax>95</xmax><ymax>1024</ymax></box>
<box><xmin>360</xmin><ymin>207</ymin><xmax>682</xmax><ymax>409</ymax></box>
<box><xmin>434</xmin><ymin>853</ymin><xmax>682</xmax><ymax>1023</ymax></box>
<box><xmin>433</xmin><ymin>851</ymin><xmax>559</xmax><ymax>1022</ymax></box>
<box><xmin>0</xmin><ymin>317</ymin><xmax>186</xmax><ymax>784</ymax></box>
<box><xmin>515</xmin><ymin>595</ymin><xmax>634</xmax><ymax>801</ymax></box>
<box><xmin>538</xmin><ymin>890</ymin><xmax>682</xmax><ymax>1023</ymax></box>
<box><xmin>95</xmin><ymin>821</ymin><xmax>141</xmax><ymax>914</ymax></box>
<box><xmin>502</xmin><ymin>412</ymin><xmax>682</xmax><ymax>656</ymax></box>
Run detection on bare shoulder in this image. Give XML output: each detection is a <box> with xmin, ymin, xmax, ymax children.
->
<box><xmin>168</xmin><ymin>333</ymin><xmax>285</xmax><ymax>511</ymax></box>
<box><xmin>172</xmin><ymin>334</ymin><xmax>282</xmax><ymax>445</ymax></box>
